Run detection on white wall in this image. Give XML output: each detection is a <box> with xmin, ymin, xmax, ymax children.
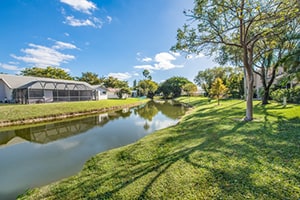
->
<box><xmin>95</xmin><ymin>88</ymin><xmax>107</xmax><ymax>100</ymax></box>
<box><xmin>97</xmin><ymin>90</ymin><xmax>107</xmax><ymax>100</ymax></box>
<box><xmin>107</xmin><ymin>91</ymin><xmax>119</xmax><ymax>99</ymax></box>
<box><xmin>0</xmin><ymin>80</ymin><xmax>12</xmax><ymax>102</ymax></box>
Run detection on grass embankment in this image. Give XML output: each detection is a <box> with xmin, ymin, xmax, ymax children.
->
<box><xmin>19</xmin><ymin>97</ymin><xmax>300</xmax><ymax>200</ymax></box>
<box><xmin>0</xmin><ymin>98</ymin><xmax>149</xmax><ymax>127</ymax></box>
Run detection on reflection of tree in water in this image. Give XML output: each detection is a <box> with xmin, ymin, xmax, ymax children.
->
<box><xmin>153</xmin><ymin>100</ymin><xmax>187</xmax><ymax>119</ymax></box>
<box><xmin>0</xmin><ymin>101</ymin><xmax>187</xmax><ymax>145</ymax></box>
<box><xmin>143</xmin><ymin>121</ymin><xmax>150</xmax><ymax>130</ymax></box>
<box><xmin>114</xmin><ymin>109</ymin><xmax>132</xmax><ymax>118</ymax></box>
<box><xmin>135</xmin><ymin>101</ymin><xmax>159</xmax><ymax>121</ymax></box>
<box><xmin>135</xmin><ymin>100</ymin><xmax>188</xmax><ymax>130</ymax></box>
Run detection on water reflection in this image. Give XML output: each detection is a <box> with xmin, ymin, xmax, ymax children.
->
<box><xmin>0</xmin><ymin>100</ymin><xmax>187</xmax><ymax>200</ymax></box>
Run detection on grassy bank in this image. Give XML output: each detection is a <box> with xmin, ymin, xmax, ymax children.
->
<box><xmin>19</xmin><ymin>97</ymin><xmax>300</xmax><ymax>199</ymax></box>
<box><xmin>0</xmin><ymin>98</ymin><xmax>148</xmax><ymax>127</ymax></box>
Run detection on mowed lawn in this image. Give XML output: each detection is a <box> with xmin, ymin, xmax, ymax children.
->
<box><xmin>0</xmin><ymin>98</ymin><xmax>148</xmax><ymax>123</ymax></box>
<box><xmin>19</xmin><ymin>97</ymin><xmax>300</xmax><ymax>200</ymax></box>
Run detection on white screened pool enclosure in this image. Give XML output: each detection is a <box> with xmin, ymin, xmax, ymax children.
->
<box><xmin>0</xmin><ymin>74</ymin><xmax>104</xmax><ymax>104</ymax></box>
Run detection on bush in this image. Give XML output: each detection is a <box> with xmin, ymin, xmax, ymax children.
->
<box><xmin>270</xmin><ymin>87</ymin><xmax>300</xmax><ymax>104</ymax></box>
<box><xmin>289</xmin><ymin>87</ymin><xmax>300</xmax><ymax>103</ymax></box>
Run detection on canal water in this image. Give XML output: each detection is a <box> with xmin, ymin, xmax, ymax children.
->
<box><xmin>0</xmin><ymin>100</ymin><xmax>187</xmax><ymax>199</ymax></box>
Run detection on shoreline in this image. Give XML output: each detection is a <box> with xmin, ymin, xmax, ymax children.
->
<box><xmin>0</xmin><ymin>101</ymin><xmax>146</xmax><ymax>128</ymax></box>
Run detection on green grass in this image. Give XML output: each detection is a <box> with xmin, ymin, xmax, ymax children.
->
<box><xmin>0</xmin><ymin>98</ymin><xmax>148</xmax><ymax>123</ymax></box>
<box><xmin>18</xmin><ymin>97</ymin><xmax>300</xmax><ymax>200</ymax></box>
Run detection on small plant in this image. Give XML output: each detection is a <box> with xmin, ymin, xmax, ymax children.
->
<box><xmin>209</xmin><ymin>78</ymin><xmax>228</xmax><ymax>105</ymax></box>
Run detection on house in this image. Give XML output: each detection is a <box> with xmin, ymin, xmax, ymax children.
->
<box><xmin>92</xmin><ymin>85</ymin><xmax>107</xmax><ymax>100</ymax></box>
<box><xmin>0</xmin><ymin>74</ymin><xmax>95</xmax><ymax>104</ymax></box>
<box><xmin>106</xmin><ymin>88</ymin><xmax>129</xmax><ymax>99</ymax></box>
<box><xmin>107</xmin><ymin>88</ymin><xmax>120</xmax><ymax>99</ymax></box>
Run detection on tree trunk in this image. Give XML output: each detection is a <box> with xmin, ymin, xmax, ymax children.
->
<box><xmin>243</xmin><ymin>47</ymin><xmax>254</xmax><ymax>121</ymax></box>
<box><xmin>262</xmin><ymin>88</ymin><xmax>270</xmax><ymax>105</ymax></box>
<box><xmin>245</xmin><ymin>69</ymin><xmax>254</xmax><ymax>121</ymax></box>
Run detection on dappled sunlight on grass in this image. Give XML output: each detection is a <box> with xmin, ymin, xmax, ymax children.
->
<box><xmin>19</xmin><ymin>97</ymin><xmax>300</xmax><ymax>200</ymax></box>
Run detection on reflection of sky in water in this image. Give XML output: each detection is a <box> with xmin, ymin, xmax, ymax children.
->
<box><xmin>0</xmin><ymin>102</ymin><xmax>185</xmax><ymax>200</ymax></box>
<box><xmin>135</xmin><ymin>113</ymin><xmax>178</xmax><ymax>131</ymax></box>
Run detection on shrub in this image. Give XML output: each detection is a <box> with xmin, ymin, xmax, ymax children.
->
<box><xmin>270</xmin><ymin>87</ymin><xmax>300</xmax><ymax>104</ymax></box>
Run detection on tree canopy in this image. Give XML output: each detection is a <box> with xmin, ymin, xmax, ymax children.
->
<box><xmin>173</xmin><ymin>0</ymin><xmax>299</xmax><ymax>121</ymax></box>
<box><xmin>21</xmin><ymin>66</ymin><xmax>73</xmax><ymax>80</ymax></box>
<box><xmin>158</xmin><ymin>76</ymin><xmax>192</xmax><ymax>98</ymax></box>
<box><xmin>142</xmin><ymin>69</ymin><xmax>152</xmax><ymax>80</ymax></box>
<box><xmin>76</xmin><ymin>72</ymin><xmax>104</xmax><ymax>85</ymax></box>
<box><xmin>137</xmin><ymin>79</ymin><xmax>158</xmax><ymax>99</ymax></box>
<box><xmin>103</xmin><ymin>76</ymin><xmax>129</xmax><ymax>88</ymax></box>
<box><xmin>195</xmin><ymin>66</ymin><xmax>244</xmax><ymax>98</ymax></box>
<box><xmin>182</xmin><ymin>82</ymin><xmax>198</xmax><ymax>96</ymax></box>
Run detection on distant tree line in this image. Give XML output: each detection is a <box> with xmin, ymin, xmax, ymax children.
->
<box><xmin>18</xmin><ymin>58</ymin><xmax>299</xmax><ymax>103</ymax></box>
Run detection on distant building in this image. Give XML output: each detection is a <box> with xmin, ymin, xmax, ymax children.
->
<box><xmin>92</xmin><ymin>85</ymin><xmax>107</xmax><ymax>100</ymax></box>
<box><xmin>106</xmin><ymin>88</ymin><xmax>129</xmax><ymax>99</ymax></box>
<box><xmin>253</xmin><ymin>67</ymin><xmax>299</xmax><ymax>98</ymax></box>
<box><xmin>0</xmin><ymin>74</ymin><xmax>95</xmax><ymax>104</ymax></box>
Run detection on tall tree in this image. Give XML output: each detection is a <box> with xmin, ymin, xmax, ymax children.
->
<box><xmin>182</xmin><ymin>82</ymin><xmax>198</xmax><ymax>96</ymax></box>
<box><xmin>280</xmin><ymin>33</ymin><xmax>300</xmax><ymax>84</ymax></box>
<box><xmin>227</xmin><ymin>68</ymin><xmax>244</xmax><ymax>99</ymax></box>
<box><xmin>142</xmin><ymin>69</ymin><xmax>152</xmax><ymax>80</ymax></box>
<box><xmin>103</xmin><ymin>76</ymin><xmax>128</xmax><ymax>88</ymax></box>
<box><xmin>116</xmin><ymin>87</ymin><xmax>131</xmax><ymax>99</ymax></box>
<box><xmin>21</xmin><ymin>66</ymin><xmax>73</xmax><ymax>80</ymax></box>
<box><xmin>210</xmin><ymin>78</ymin><xmax>228</xmax><ymax>105</ymax></box>
<box><xmin>194</xmin><ymin>66</ymin><xmax>241</xmax><ymax>96</ymax></box>
<box><xmin>253</xmin><ymin>24</ymin><xmax>299</xmax><ymax>104</ymax></box>
<box><xmin>158</xmin><ymin>76</ymin><xmax>191</xmax><ymax>98</ymax></box>
<box><xmin>76</xmin><ymin>72</ymin><xmax>103</xmax><ymax>85</ymax></box>
<box><xmin>173</xmin><ymin>0</ymin><xmax>299</xmax><ymax>121</ymax></box>
<box><xmin>137</xmin><ymin>79</ymin><xmax>158</xmax><ymax>99</ymax></box>
<box><xmin>133</xmin><ymin>79</ymin><xmax>137</xmax><ymax>89</ymax></box>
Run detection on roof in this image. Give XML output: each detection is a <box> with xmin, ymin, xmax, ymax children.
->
<box><xmin>0</xmin><ymin>74</ymin><xmax>93</xmax><ymax>90</ymax></box>
<box><xmin>91</xmin><ymin>85</ymin><xmax>107</xmax><ymax>91</ymax></box>
<box><xmin>107</xmin><ymin>87</ymin><xmax>120</xmax><ymax>92</ymax></box>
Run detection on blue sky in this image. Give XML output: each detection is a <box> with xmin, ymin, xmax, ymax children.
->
<box><xmin>0</xmin><ymin>0</ymin><xmax>216</xmax><ymax>85</ymax></box>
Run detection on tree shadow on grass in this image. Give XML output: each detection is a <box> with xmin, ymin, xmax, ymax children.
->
<box><xmin>40</xmin><ymin>101</ymin><xmax>299</xmax><ymax>200</ymax></box>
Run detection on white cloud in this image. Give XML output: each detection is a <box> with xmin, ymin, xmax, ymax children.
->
<box><xmin>142</xmin><ymin>57</ymin><xmax>152</xmax><ymax>62</ymax></box>
<box><xmin>155</xmin><ymin>52</ymin><xmax>176</xmax><ymax>63</ymax></box>
<box><xmin>134</xmin><ymin>52</ymin><xmax>183</xmax><ymax>71</ymax></box>
<box><xmin>134</xmin><ymin>65</ymin><xmax>155</xmax><ymax>71</ymax></box>
<box><xmin>170</xmin><ymin>51</ymin><xmax>181</xmax><ymax>57</ymax></box>
<box><xmin>0</xmin><ymin>63</ymin><xmax>23</xmax><ymax>71</ymax></box>
<box><xmin>64</xmin><ymin>16</ymin><xmax>103</xmax><ymax>28</ymax></box>
<box><xmin>60</xmin><ymin>0</ymin><xmax>111</xmax><ymax>29</ymax></box>
<box><xmin>64</xmin><ymin>16</ymin><xmax>92</xmax><ymax>27</ymax></box>
<box><xmin>107</xmin><ymin>16</ymin><xmax>112</xmax><ymax>24</ymax></box>
<box><xmin>60</xmin><ymin>0</ymin><xmax>97</xmax><ymax>14</ymax></box>
<box><xmin>108</xmin><ymin>72</ymin><xmax>132</xmax><ymax>80</ymax></box>
<box><xmin>10</xmin><ymin>43</ymin><xmax>76</xmax><ymax>68</ymax></box>
<box><xmin>136</xmin><ymin>52</ymin><xmax>152</xmax><ymax>62</ymax></box>
<box><xmin>52</xmin><ymin>41</ymin><xmax>78</xmax><ymax>50</ymax></box>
